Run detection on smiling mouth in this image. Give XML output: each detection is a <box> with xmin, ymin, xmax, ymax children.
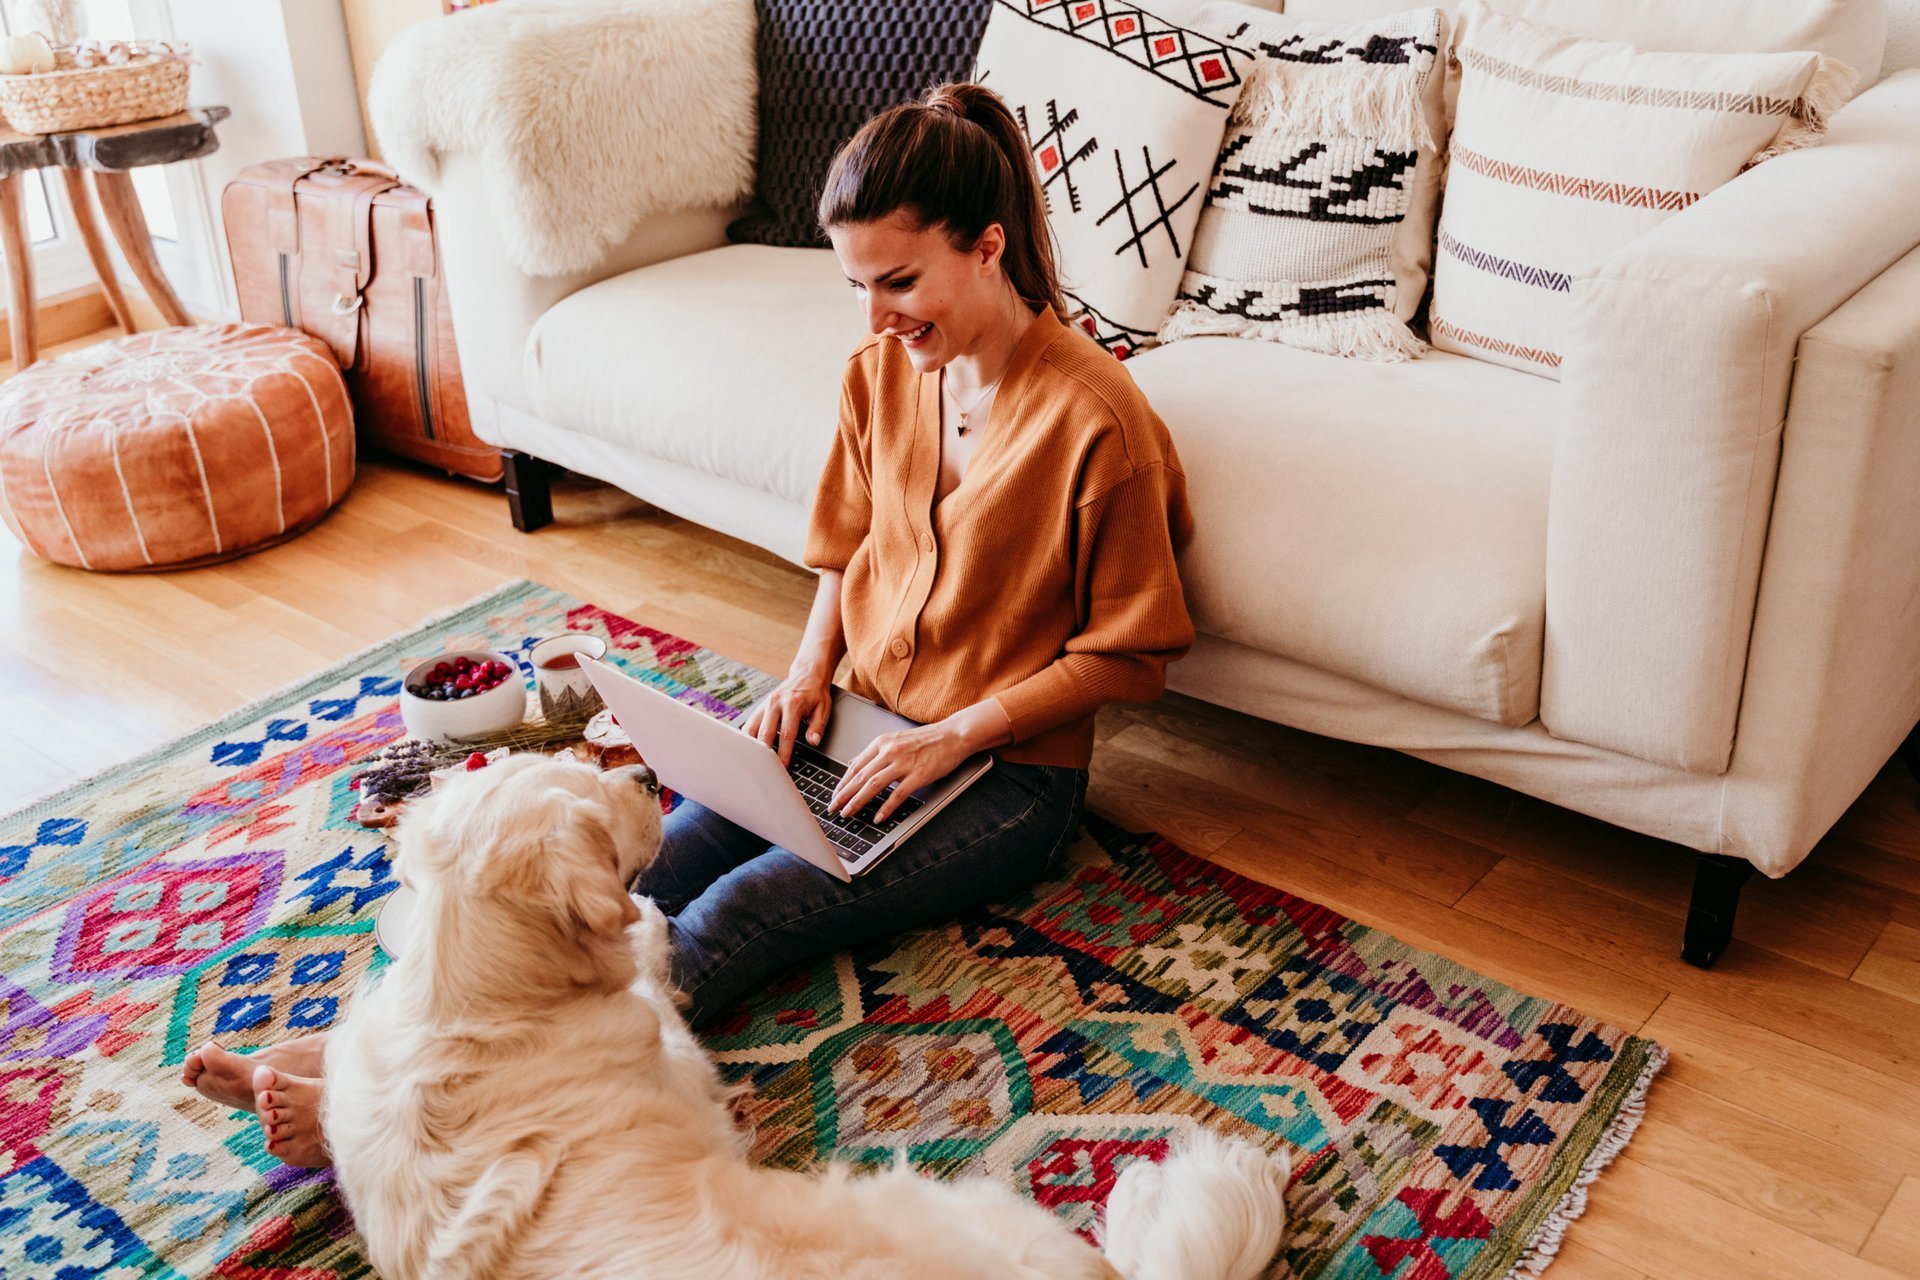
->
<box><xmin>897</xmin><ymin>322</ymin><xmax>932</xmax><ymax>342</ymax></box>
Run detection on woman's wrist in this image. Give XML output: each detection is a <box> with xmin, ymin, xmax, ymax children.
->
<box><xmin>940</xmin><ymin>698</ymin><xmax>1015</xmax><ymax>756</ymax></box>
<box><xmin>788</xmin><ymin>646</ymin><xmax>837</xmax><ymax>685</ymax></box>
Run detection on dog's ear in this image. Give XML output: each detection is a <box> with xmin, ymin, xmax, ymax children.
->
<box><xmin>538</xmin><ymin>788</ymin><xmax>636</xmax><ymax>942</ymax></box>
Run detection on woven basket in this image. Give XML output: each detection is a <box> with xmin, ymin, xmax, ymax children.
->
<box><xmin>0</xmin><ymin>47</ymin><xmax>189</xmax><ymax>135</ymax></box>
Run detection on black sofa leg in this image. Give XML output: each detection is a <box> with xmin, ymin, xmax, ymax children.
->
<box><xmin>502</xmin><ymin>450</ymin><xmax>553</xmax><ymax>533</ymax></box>
<box><xmin>1682</xmin><ymin>853</ymin><xmax>1754</xmax><ymax>969</ymax></box>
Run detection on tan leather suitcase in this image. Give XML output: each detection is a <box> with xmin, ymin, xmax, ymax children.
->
<box><xmin>221</xmin><ymin>157</ymin><xmax>501</xmax><ymax>483</ymax></box>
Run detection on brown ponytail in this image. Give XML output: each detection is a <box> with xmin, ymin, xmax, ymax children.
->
<box><xmin>818</xmin><ymin>82</ymin><xmax>1066</xmax><ymax>319</ymax></box>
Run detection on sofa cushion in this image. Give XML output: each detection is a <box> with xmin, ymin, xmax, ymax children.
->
<box><xmin>727</xmin><ymin>0</ymin><xmax>993</xmax><ymax>248</ymax></box>
<box><xmin>524</xmin><ymin>245</ymin><xmax>864</xmax><ymax>506</ymax></box>
<box><xmin>1160</xmin><ymin>3</ymin><xmax>1449</xmax><ymax>362</ymax></box>
<box><xmin>1431</xmin><ymin>2</ymin><xmax>1847</xmax><ymax>379</ymax></box>
<box><xmin>1125</xmin><ymin>335</ymin><xmax>1556</xmax><ymax>726</ymax></box>
<box><xmin>1281</xmin><ymin>0</ymin><xmax>1889</xmax><ymax>90</ymax></box>
<box><xmin>973</xmin><ymin>0</ymin><xmax>1252</xmax><ymax>357</ymax></box>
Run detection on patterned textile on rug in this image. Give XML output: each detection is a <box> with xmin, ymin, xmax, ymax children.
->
<box><xmin>0</xmin><ymin>579</ymin><xmax>1662</xmax><ymax>1279</ymax></box>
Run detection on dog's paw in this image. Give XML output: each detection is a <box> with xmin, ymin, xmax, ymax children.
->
<box><xmin>627</xmin><ymin>894</ymin><xmax>674</xmax><ymax>983</ymax></box>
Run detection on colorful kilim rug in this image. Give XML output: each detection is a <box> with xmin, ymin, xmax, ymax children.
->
<box><xmin>0</xmin><ymin>580</ymin><xmax>1663</xmax><ymax>1279</ymax></box>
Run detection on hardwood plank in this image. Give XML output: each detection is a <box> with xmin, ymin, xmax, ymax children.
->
<box><xmin>1106</xmin><ymin>723</ymin><xmax>1500</xmax><ymax>904</ymax></box>
<box><xmin>0</xmin><ymin>723</ymin><xmax>78</xmax><ymax>803</ymax></box>
<box><xmin>1623</xmin><ymin>1077</ymin><xmax>1899</xmax><ymax>1252</ymax></box>
<box><xmin>1411</xmin><ymin>775</ymin><xmax>1888</xmax><ymax>978</ymax></box>
<box><xmin>1828</xmin><ymin>758</ymin><xmax>1920</xmax><ymax>860</ymax></box>
<box><xmin>1860</xmin><ymin>1177</ymin><xmax>1920</xmax><ymax>1277</ymax></box>
<box><xmin>0</xmin><ymin>642</ymin><xmax>182</xmax><ymax>774</ymax></box>
<box><xmin>1088</xmin><ymin>741</ymin><xmax>1244</xmax><ymax>854</ymax></box>
<box><xmin>1456</xmin><ymin>858</ymin><xmax>1920</xmax><ymax>1087</ymax></box>
<box><xmin>1106</xmin><ymin>693</ymin><xmax>1450</xmax><ymax>816</ymax></box>
<box><xmin>1854</xmin><ymin>921</ymin><xmax>1920</xmax><ymax>1005</ymax></box>
<box><xmin>1818</xmin><ymin>836</ymin><xmax>1920</xmax><ymax>932</ymax></box>
<box><xmin>1544</xmin><ymin>1238</ymin><xmax>1655</xmax><ymax>1280</ymax></box>
<box><xmin>1641</xmin><ymin>996</ymin><xmax>1920</xmax><ymax>1179</ymax></box>
<box><xmin>1573</xmin><ymin>1157</ymin><xmax>1907</xmax><ymax>1280</ymax></box>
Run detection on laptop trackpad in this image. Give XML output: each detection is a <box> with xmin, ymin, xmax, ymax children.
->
<box><xmin>817</xmin><ymin>691</ymin><xmax>938</xmax><ymax>797</ymax></box>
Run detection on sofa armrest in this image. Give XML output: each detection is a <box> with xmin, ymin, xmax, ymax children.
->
<box><xmin>430</xmin><ymin>153</ymin><xmax>739</xmax><ymax>423</ymax></box>
<box><xmin>1542</xmin><ymin>70</ymin><xmax>1920</xmax><ymax>774</ymax></box>
<box><xmin>1723</xmin><ymin>245</ymin><xmax>1920</xmax><ymax>874</ymax></box>
<box><xmin>367</xmin><ymin>0</ymin><xmax>757</xmax><ymax>277</ymax></box>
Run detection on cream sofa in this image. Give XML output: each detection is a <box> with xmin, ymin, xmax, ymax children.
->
<box><xmin>372</xmin><ymin>0</ymin><xmax>1920</xmax><ymax>966</ymax></box>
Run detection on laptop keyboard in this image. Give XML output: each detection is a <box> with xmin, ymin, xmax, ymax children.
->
<box><xmin>787</xmin><ymin>740</ymin><xmax>924</xmax><ymax>862</ymax></box>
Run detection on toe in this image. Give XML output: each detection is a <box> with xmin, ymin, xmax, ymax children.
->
<box><xmin>251</xmin><ymin>1065</ymin><xmax>277</xmax><ymax>1108</ymax></box>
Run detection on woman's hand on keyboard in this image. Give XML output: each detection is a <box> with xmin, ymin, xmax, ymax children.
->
<box><xmin>831</xmin><ymin>723</ymin><xmax>972</xmax><ymax>824</ymax></box>
<box><xmin>742</xmin><ymin>666</ymin><xmax>834</xmax><ymax>768</ymax></box>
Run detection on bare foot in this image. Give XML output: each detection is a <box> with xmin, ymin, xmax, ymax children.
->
<box><xmin>254</xmin><ymin>1065</ymin><xmax>331</xmax><ymax>1168</ymax></box>
<box><xmin>182</xmin><ymin>1035</ymin><xmax>331</xmax><ymax>1113</ymax></box>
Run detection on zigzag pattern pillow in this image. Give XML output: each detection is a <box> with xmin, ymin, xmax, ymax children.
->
<box><xmin>1160</xmin><ymin>3</ymin><xmax>1448</xmax><ymax>361</ymax></box>
<box><xmin>1430</xmin><ymin>0</ymin><xmax>1849</xmax><ymax>378</ymax></box>
<box><xmin>975</xmin><ymin>0</ymin><xmax>1253</xmax><ymax>358</ymax></box>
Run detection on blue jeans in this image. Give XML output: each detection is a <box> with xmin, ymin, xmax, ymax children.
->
<box><xmin>631</xmin><ymin>760</ymin><xmax>1087</xmax><ymax>1027</ymax></box>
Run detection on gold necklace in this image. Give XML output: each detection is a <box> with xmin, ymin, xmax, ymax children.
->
<box><xmin>943</xmin><ymin>369</ymin><xmax>1004</xmax><ymax>437</ymax></box>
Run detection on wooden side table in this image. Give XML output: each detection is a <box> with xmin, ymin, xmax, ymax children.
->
<box><xmin>0</xmin><ymin>104</ymin><xmax>228</xmax><ymax>368</ymax></box>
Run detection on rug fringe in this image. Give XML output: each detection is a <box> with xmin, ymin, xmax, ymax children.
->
<box><xmin>2</xmin><ymin>578</ymin><xmax>545</xmax><ymax>824</ymax></box>
<box><xmin>1503</xmin><ymin>1041</ymin><xmax>1670</xmax><ymax>1278</ymax></box>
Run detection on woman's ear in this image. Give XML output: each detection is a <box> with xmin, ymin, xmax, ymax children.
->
<box><xmin>975</xmin><ymin>221</ymin><xmax>1007</xmax><ymax>273</ymax></box>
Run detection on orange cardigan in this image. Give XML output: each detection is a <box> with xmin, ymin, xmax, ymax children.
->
<box><xmin>803</xmin><ymin>306</ymin><xmax>1196</xmax><ymax>769</ymax></box>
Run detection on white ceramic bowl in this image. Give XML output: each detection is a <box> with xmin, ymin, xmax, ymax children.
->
<box><xmin>398</xmin><ymin>650</ymin><xmax>528</xmax><ymax>742</ymax></box>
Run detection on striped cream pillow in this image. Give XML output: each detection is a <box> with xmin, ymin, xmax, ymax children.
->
<box><xmin>1430</xmin><ymin>0</ymin><xmax>1851</xmax><ymax>378</ymax></box>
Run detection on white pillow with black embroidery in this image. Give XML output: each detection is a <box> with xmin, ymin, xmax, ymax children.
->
<box><xmin>1160</xmin><ymin>3</ymin><xmax>1448</xmax><ymax>361</ymax></box>
<box><xmin>975</xmin><ymin>0</ymin><xmax>1253</xmax><ymax>359</ymax></box>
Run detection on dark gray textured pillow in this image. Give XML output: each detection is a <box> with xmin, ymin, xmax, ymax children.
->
<box><xmin>727</xmin><ymin>0</ymin><xmax>994</xmax><ymax>248</ymax></box>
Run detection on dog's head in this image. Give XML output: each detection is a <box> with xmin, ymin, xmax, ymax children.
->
<box><xmin>393</xmin><ymin>753</ymin><xmax>665</xmax><ymax>991</ymax></box>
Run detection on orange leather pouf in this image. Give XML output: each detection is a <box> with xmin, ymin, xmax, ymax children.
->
<box><xmin>0</xmin><ymin>324</ymin><xmax>355</xmax><ymax>571</ymax></box>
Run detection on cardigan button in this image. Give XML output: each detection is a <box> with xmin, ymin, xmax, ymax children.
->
<box><xmin>920</xmin><ymin>533</ymin><xmax>935</xmax><ymax>553</ymax></box>
<box><xmin>890</xmin><ymin>637</ymin><xmax>910</xmax><ymax>659</ymax></box>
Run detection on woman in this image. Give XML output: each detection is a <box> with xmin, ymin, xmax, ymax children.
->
<box><xmin>181</xmin><ymin>81</ymin><xmax>1195</xmax><ymax>1166</ymax></box>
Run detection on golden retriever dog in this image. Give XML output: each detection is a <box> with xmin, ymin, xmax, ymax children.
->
<box><xmin>325</xmin><ymin>753</ymin><xmax>1288</xmax><ymax>1280</ymax></box>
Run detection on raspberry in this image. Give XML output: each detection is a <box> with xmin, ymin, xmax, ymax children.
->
<box><xmin>464</xmin><ymin>752</ymin><xmax>489</xmax><ymax>771</ymax></box>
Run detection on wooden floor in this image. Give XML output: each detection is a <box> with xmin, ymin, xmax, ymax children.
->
<box><xmin>2</xmin><ymin>441</ymin><xmax>1917</xmax><ymax>1277</ymax></box>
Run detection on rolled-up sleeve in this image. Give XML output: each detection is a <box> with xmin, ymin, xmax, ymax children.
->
<box><xmin>803</xmin><ymin>377</ymin><xmax>871</xmax><ymax>572</ymax></box>
<box><xmin>993</xmin><ymin>461</ymin><xmax>1196</xmax><ymax>743</ymax></box>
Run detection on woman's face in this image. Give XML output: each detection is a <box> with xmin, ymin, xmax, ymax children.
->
<box><xmin>829</xmin><ymin>210</ymin><xmax>1012</xmax><ymax>374</ymax></box>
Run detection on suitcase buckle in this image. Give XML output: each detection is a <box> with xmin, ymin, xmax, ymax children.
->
<box><xmin>330</xmin><ymin>292</ymin><xmax>364</xmax><ymax>315</ymax></box>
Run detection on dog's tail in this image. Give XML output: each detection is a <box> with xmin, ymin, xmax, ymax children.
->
<box><xmin>422</xmin><ymin>1136</ymin><xmax>559</xmax><ymax>1280</ymax></box>
<box><xmin>1099</xmin><ymin>1130</ymin><xmax>1289</xmax><ymax>1280</ymax></box>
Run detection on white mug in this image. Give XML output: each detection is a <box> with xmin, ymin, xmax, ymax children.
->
<box><xmin>528</xmin><ymin>634</ymin><xmax>609</xmax><ymax>722</ymax></box>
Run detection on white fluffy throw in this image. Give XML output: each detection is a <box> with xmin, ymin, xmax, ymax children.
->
<box><xmin>368</xmin><ymin>0</ymin><xmax>758</xmax><ymax>277</ymax></box>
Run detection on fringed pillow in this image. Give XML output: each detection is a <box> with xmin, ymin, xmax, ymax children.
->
<box><xmin>1430</xmin><ymin>0</ymin><xmax>1852</xmax><ymax>378</ymax></box>
<box><xmin>974</xmin><ymin>0</ymin><xmax>1253</xmax><ymax>359</ymax></box>
<box><xmin>1158</xmin><ymin>4</ymin><xmax>1448</xmax><ymax>361</ymax></box>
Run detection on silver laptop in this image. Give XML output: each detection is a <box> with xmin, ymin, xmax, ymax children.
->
<box><xmin>578</xmin><ymin>656</ymin><xmax>992</xmax><ymax>882</ymax></box>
